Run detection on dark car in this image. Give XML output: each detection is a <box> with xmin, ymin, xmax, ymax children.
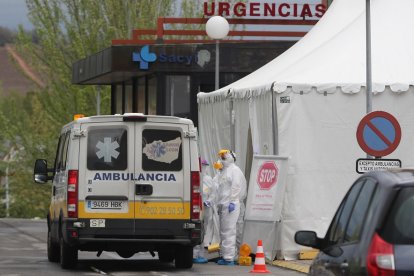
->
<box><xmin>295</xmin><ymin>169</ymin><xmax>414</xmax><ymax>276</ymax></box>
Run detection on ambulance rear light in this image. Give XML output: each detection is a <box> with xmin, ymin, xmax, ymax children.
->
<box><xmin>191</xmin><ymin>171</ymin><xmax>201</xmax><ymax>220</ymax></box>
<box><xmin>67</xmin><ymin>170</ymin><xmax>78</xmax><ymax>218</ymax></box>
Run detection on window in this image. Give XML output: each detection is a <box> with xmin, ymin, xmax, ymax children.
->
<box><xmin>87</xmin><ymin>127</ymin><xmax>127</xmax><ymax>170</ymax></box>
<box><xmin>54</xmin><ymin>132</ymin><xmax>70</xmax><ymax>172</ymax></box>
<box><xmin>382</xmin><ymin>187</ymin><xmax>414</xmax><ymax>244</ymax></box>
<box><xmin>165</xmin><ymin>75</ymin><xmax>190</xmax><ymax>117</ymax></box>
<box><xmin>115</xmin><ymin>84</ymin><xmax>123</xmax><ymax>114</ymax></box>
<box><xmin>328</xmin><ymin>180</ymin><xmax>364</xmax><ymax>244</ymax></box>
<box><xmin>142</xmin><ymin>129</ymin><xmax>182</xmax><ymax>171</ymax></box>
<box><xmin>148</xmin><ymin>76</ymin><xmax>157</xmax><ymax>115</ymax></box>
<box><xmin>344</xmin><ymin>179</ymin><xmax>376</xmax><ymax>242</ymax></box>
<box><xmin>61</xmin><ymin>132</ymin><xmax>71</xmax><ymax>170</ymax></box>
<box><xmin>124</xmin><ymin>84</ymin><xmax>133</xmax><ymax>113</ymax></box>
<box><xmin>137</xmin><ymin>77</ymin><xmax>146</xmax><ymax>114</ymax></box>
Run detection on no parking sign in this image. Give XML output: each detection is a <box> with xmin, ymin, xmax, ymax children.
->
<box><xmin>356</xmin><ymin>111</ymin><xmax>402</xmax><ymax>173</ymax></box>
<box><xmin>356</xmin><ymin>111</ymin><xmax>401</xmax><ymax>157</ymax></box>
<box><xmin>243</xmin><ymin>155</ymin><xmax>289</xmax><ymax>261</ymax></box>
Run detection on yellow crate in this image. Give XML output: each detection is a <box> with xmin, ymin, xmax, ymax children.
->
<box><xmin>208</xmin><ymin>243</ymin><xmax>220</xmax><ymax>253</ymax></box>
<box><xmin>298</xmin><ymin>249</ymin><xmax>319</xmax><ymax>260</ymax></box>
<box><xmin>238</xmin><ymin>256</ymin><xmax>252</xmax><ymax>266</ymax></box>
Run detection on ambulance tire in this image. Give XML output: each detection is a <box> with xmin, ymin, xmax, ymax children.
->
<box><xmin>47</xmin><ymin>227</ymin><xmax>60</xmax><ymax>262</ymax></box>
<box><xmin>174</xmin><ymin>245</ymin><xmax>193</xmax><ymax>269</ymax></box>
<box><xmin>158</xmin><ymin>249</ymin><xmax>175</xmax><ymax>263</ymax></box>
<box><xmin>59</xmin><ymin>236</ymin><xmax>78</xmax><ymax>269</ymax></box>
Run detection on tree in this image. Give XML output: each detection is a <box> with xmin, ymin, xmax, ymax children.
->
<box><xmin>3</xmin><ymin>0</ymin><xmax>243</xmax><ymax>217</ymax></box>
<box><xmin>0</xmin><ymin>26</ymin><xmax>15</xmax><ymax>46</ymax></box>
<box><xmin>17</xmin><ymin>0</ymin><xmax>177</xmax><ymax>124</ymax></box>
<box><xmin>1</xmin><ymin>0</ymin><xmax>178</xmax><ymax>218</ymax></box>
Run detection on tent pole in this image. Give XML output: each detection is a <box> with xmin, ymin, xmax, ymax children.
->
<box><xmin>271</xmin><ymin>89</ymin><xmax>278</xmax><ymax>155</ymax></box>
<box><xmin>366</xmin><ymin>0</ymin><xmax>372</xmax><ymax>114</ymax></box>
<box><xmin>366</xmin><ymin>0</ymin><xmax>373</xmax><ymax>158</ymax></box>
<box><xmin>230</xmin><ymin>99</ymin><xmax>235</xmax><ymax>151</ymax></box>
<box><xmin>215</xmin><ymin>40</ymin><xmax>220</xmax><ymax>90</ymax></box>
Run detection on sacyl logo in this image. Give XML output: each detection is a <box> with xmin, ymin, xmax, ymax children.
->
<box><xmin>132</xmin><ymin>46</ymin><xmax>211</xmax><ymax>69</ymax></box>
<box><xmin>132</xmin><ymin>45</ymin><xmax>156</xmax><ymax>70</ymax></box>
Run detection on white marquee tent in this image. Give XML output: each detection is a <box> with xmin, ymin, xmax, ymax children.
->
<box><xmin>197</xmin><ymin>0</ymin><xmax>414</xmax><ymax>259</ymax></box>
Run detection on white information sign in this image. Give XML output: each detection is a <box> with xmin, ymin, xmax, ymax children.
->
<box><xmin>356</xmin><ymin>158</ymin><xmax>401</xmax><ymax>174</ymax></box>
<box><xmin>245</xmin><ymin>155</ymin><xmax>289</xmax><ymax>222</ymax></box>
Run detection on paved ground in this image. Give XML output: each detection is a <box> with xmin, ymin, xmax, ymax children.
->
<box><xmin>273</xmin><ymin>259</ymin><xmax>311</xmax><ymax>274</ymax></box>
<box><xmin>0</xmin><ymin>218</ymin><xmax>309</xmax><ymax>276</ymax></box>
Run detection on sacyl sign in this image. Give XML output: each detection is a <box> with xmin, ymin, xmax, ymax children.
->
<box><xmin>133</xmin><ymin>46</ymin><xmax>210</xmax><ymax>70</ymax></box>
<box><xmin>158</xmin><ymin>54</ymin><xmax>196</xmax><ymax>65</ymax></box>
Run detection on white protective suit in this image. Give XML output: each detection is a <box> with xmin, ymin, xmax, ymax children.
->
<box><xmin>202</xmin><ymin>172</ymin><xmax>220</xmax><ymax>247</ymax></box>
<box><xmin>193</xmin><ymin>163</ymin><xmax>220</xmax><ymax>262</ymax></box>
<box><xmin>216</xmin><ymin>151</ymin><xmax>247</xmax><ymax>262</ymax></box>
<box><xmin>193</xmin><ymin>165</ymin><xmax>211</xmax><ymax>262</ymax></box>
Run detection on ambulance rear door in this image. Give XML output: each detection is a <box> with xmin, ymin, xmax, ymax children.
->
<box><xmin>134</xmin><ymin>122</ymin><xmax>191</xmax><ymax>234</ymax></box>
<box><xmin>78</xmin><ymin>121</ymin><xmax>136</xmax><ymax>236</ymax></box>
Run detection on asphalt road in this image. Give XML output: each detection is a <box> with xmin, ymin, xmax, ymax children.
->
<box><xmin>0</xmin><ymin>218</ymin><xmax>304</xmax><ymax>276</ymax></box>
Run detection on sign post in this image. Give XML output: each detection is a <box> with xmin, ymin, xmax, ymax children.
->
<box><xmin>356</xmin><ymin>111</ymin><xmax>402</xmax><ymax>173</ymax></box>
<box><xmin>242</xmin><ymin>155</ymin><xmax>288</xmax><ymax>260</ymax></box>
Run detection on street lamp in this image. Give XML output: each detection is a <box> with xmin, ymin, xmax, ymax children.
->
<box><xmin>206</xmin><ymin>16</ymin><xmax>229</xmax><ymax>90</ymax></box>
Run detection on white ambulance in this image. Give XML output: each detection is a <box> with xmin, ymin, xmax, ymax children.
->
<box><xmin>34</xmin><ymin>113</ymin><xmax>202</xmax><ymax>269</ymax></box>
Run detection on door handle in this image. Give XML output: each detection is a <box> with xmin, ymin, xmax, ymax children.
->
<box><xmin>135</xmin><ymin>184</ymin><xmax>153</xmax><ymax>195</ymax></box>
<box><xmin>324</xmin><ymin>262</ymin><xmax>349</xmax><ymax>269</ymax></box>
<box><xmin>340</xmin><ymin>262</ymin><xmax>349</xmax><ymax>269</ymax></box>
<box><xmin>324</xmin><ymin>262</ymin><xmax>334</xmax><ymax>268</ymax></box>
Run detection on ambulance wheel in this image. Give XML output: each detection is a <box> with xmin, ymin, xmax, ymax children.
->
<box><xmin>47</xmin><ymin>227</ymin><xmax>60</xmax><ymax>262</ymax></box>
<box><xmin>158</xmin><ymin>249</ymin><xmax>175</xmax><ymax>263</ymax></box>
<box><xmin>174</xmin><ymin>245</ymin><xmax>193</xmax><ymax>269</ymax></box>
<box><xmin>60</xmin><ymin>236</ymin><xmax>78</xmax><ymax>269</ymax></box>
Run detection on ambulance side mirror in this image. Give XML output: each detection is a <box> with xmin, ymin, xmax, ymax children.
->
<box><xmin>34</xmin><ymin>159</ymin><xmax>52</xmax><ymax>183</ymax></box>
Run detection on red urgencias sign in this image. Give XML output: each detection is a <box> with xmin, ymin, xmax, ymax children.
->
<box><xmin>204</xmin><ymin>1</ymin><xmax>327</xmax><ymax>19</ymax></box>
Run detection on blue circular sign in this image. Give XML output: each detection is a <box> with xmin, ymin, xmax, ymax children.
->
<box><xmin>356</xmin><ymin>111</ymin><xmax>401</xmax><ymax>157</ymax></box>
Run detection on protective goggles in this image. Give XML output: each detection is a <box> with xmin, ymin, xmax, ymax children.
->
<box><xmin>218</xmin><ymin>149</ymin><xmax>230</xmax><ymax>160</ymax></box>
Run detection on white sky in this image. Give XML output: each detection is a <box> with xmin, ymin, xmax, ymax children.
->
<box><xmin>0</xmin><ymin>0</ymin><xmax>33</xmax><ymax>30</ymax></box>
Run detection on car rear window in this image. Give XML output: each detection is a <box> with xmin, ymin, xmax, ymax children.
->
<box><xmin>87</xmin><ymin>127</ymin><xmax>128</xmax><ymax>171</ymax></box>
<box><xmin>142</xmin><ymin>129</ymin><xmax>182</xmax><ymax>171</ymax></box>
<box><xmin>381</xmin><ymin>187</ymin><xmax>414</xmax><ymax>244</ymax></box>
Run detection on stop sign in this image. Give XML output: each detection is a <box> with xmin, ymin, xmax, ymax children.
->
<box><xmin>256</xmin><ymin>161</ymin><xmax>278</xmax><ymax>190</ymax></box>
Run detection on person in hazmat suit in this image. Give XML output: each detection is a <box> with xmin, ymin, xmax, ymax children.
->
<box><xmin>216</xmin><ymin>149</ymin><xmax>247</xmax><ymax>265</ymax></box>
<box><xmin>193</xmin><ymin>158</ymin><xmax>220</xmax><ymax>263</ymax></box>
<box><xmin>202</xmin><ymin>160</ymin><xmax>221</xmax><ymax>248</ymax></box>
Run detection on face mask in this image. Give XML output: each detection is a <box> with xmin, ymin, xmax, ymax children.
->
<box><xmin>221</xmin><ymin>158</ymin><xmax>230</xmax><ymax>167</ymax></box>
<box><xmin>221</xmin><ymin>153</ymin><xmax>234</xmax><ymax>167</ymax></box>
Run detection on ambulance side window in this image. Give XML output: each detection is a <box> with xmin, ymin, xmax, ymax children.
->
<box><xmin>61</xmin><ymin>132</ymin><xmax>70</xmax><ymax>170</ymax></box>
<box><xmin>87</xmin><ymin>127</ymin><xmax>127</xmax><ymax>170</ymax></box>
<box><xmin>53</xmin><ymin>135</ymin><xmax>64</xmax><ymax>172</ymax></box>
<box><xmin>54</xmin><ymin>132</ymin><xmax>69</xmax><ymax>172</ymax></box>
<box><xmin>142</xmin><ymin>129</ymin><xmax>182</xmax><ymax>171</ymax></box>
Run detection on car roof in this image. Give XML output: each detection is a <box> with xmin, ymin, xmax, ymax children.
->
<box><xmin>363</xmin><ymin>169</ymin><xmax>414</xmax><ymax>189</ymax></box>
<box><xmin>61</xmin><ymin>113</ymin><xmax>194</xmax><ymax>131</ymax></box>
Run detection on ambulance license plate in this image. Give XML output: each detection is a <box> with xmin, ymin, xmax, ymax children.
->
<box><xmin>87</xmin><ymin>200</ymin><xmax>125</xmax><ymax>210</ymax></box>
<box><xmin>90</xmin><ymin>219</ymin><xmax>105</xmax><ymax>228</ymax></box>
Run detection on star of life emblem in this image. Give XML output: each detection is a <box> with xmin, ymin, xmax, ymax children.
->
<box><xmin>96</xmin><ymin>137</ymin><xmax>120</xmax><ymax>162</ymax></box>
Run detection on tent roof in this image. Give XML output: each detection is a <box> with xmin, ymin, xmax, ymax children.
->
<box><xmin>198</xmin><ymin>0</ymin><xmax>414</xmax><ymax>102</ymax></box>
